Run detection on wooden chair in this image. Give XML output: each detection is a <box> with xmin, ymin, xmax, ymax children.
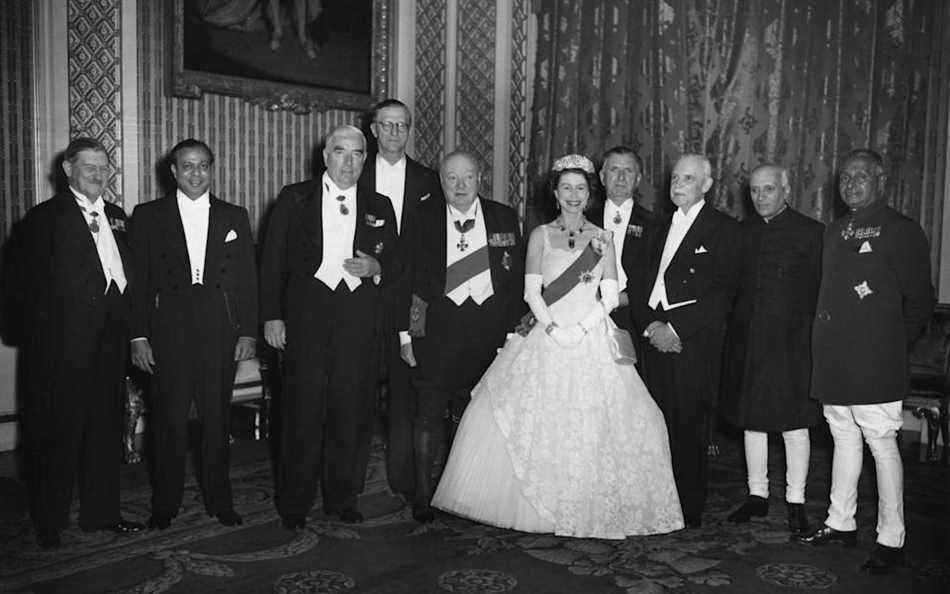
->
<box><xmin>231</xmin><ymin>357</ymin><xmax>271</xmax><ymax>440</ymax></box>
<box><xmin>905</xmin><ymin>305</ymin><xmax>950</xmax><ymax>464</ymax></box>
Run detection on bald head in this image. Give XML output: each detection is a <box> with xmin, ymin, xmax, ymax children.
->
<box><xmin>750</xmin><ymin>164</ymin><xmax>790</xmax><ymax>220</ymax></box>
<box><xmin>323</xmin><ymin>125</ymin><xmax>366</xmax><ymax>189</ymax></box>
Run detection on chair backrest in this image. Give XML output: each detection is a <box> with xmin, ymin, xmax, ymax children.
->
<box><xmin>909</xmin><ymin>304</ymin><xmax>950</xmax><ymax>383</ymax></box>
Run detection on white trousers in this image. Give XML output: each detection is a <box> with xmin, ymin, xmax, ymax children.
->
<box><xmin>823</xmin><ymin>402</ymin><xmax>904</xmax><ymax>548</ymax></box>
<box><xmin>744</xmin><ymin>428</ymin><xmax>810</xmax><ymax>504</ymax></box>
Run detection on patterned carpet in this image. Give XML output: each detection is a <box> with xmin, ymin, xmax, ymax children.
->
<box><xmin>1</xmin><ymin>432</ymin><xmax>948</xmax><ymax>593</ymax></box>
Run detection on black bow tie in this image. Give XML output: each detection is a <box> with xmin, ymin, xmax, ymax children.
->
<box><xmin>454</xmin><ymin>219</ymin><xmax>475</xmax><ymax>234</ymax></box>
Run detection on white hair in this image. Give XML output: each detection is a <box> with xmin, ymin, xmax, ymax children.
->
<box><xmin>324</xmin><ymin>125</ymin><xmax>366</xmax><ymax>150</ymax></box>
<box><xmin>680</xmin><ymin>153</ymin><xmax>712</xmax><ymax>179</ymax></box>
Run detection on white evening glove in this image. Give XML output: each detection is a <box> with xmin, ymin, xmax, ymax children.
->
<box><xmin>577</xmin><ymin>279</ymin><xmax>619</xmax><ymax>334</ymax></box>
<box><xmin>524</xmin><ymin>273</ymin><xmax>554</xmax><ymax>327</ymax></box>
<box><xmin>599</xmin><ymin>278</ymin><xmax>620</xmax><ymax>313</ymax></box>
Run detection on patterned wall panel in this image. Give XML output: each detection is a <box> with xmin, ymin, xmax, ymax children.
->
<box><xmin>414</xmin><ymin>0</ymin><xmax>447</xmax><ymax>169</ymax></box>
<box><xmin>456</xmin><ymin>0</ymin><xmax>496</xmax><ymax>199</ymax></box>
<box><xmin>67</xmin><ymin>0</ymin><xmax>123</xmax><ymax>205</ymax></box>
<box><xmin>507</xmin><ymin>0</ymin><xmax>529</xmax><ymax>214</ymax></box>
<box><xmin>138</xmin><ymin>2</ymin><xmax>362</xmax><ymax>237</ymax></box>
<box><xmin>0</xmin><ymin>2</ymin><xmax>35</xmax><ymax>241</ymax></box>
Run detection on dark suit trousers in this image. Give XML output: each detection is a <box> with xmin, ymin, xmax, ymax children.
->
<box><xmin>640</xmin><ymin>324</ymin><xmax>713</xmax><ymax>522</ymax></box>
<box><xmin>383</xmin><ymin>325</ymin><xmax>415</xmax><ymax>498</ymax></box>
<box><xmin>27</xmin><ymin>282</ymin><xmax>126</xmax><ymax>535</ymax></box>
<box><xmin>150</xmin><ymin>285</ymin><xmax>238</xmax><ymax>518</ymax></box>
<box><xmin>411</xmin><ymin>296</ymin><xmax>507</xmax><ymax>426</ymax></box>
<box><xmin>277</xmin><ymin>280</ymin><xmax>379</xmax><ymax>518</ymax></box>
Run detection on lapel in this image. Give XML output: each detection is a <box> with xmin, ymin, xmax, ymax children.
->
<box><xmin>301</xmin><ymin>181</ymin><xmax>324</xmax><ymax>256</ymax></box>
<box><xmin>646</xmin><ymin>213</ymin><xmax>672</xmax><ymax>286</ymax></box>
<box><xmin>203</xmin><ymin>197</ymin><xmax>224</xmax><ymax>280</ymax></box>
<box><xmin>56</xmin><ymin>193</ymin><xmax>104</xmax><ymax>278</ymax></box>
<box><xmin>402</xmin><ymin>157</ymin><xmax>424</xmax><ymax>228</ymax></box>
<box><xmin>104</xmin><ymin>204</ymin><xmax>133</xmax><ymax>273</ymax></box>
<box><xmin>670</xmin><ymin>203</ymin><xmax>715</xmax><ymax>268</ymax></box>
<box><xmin>430</xmin><ymin>198</ymin><xmax>448</xmax><ymax>288</ymax></box>
<box><xmin>160</xmin><ymin>195</ymin><xmax>191</xmax><ymax>272</ymax></box>
<box><xmin>479</xmin><ymin>198</ymin><xmax>502</xmax><ymax>291</ymax></box>
<box><xmin>620</xmin><ymin>205</ymin><xmax>648</xmax><ymax>267</ymax></box>
<box><xmin>353</xmin><ymin>184</ymin><xmax>369</xmax><ymax>253</ymax></box>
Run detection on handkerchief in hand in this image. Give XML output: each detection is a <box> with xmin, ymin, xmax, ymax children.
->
<box><xmin>225</xmin><ymin>229</ymin><xmax>237</xmax><ymax>242</ymax></box>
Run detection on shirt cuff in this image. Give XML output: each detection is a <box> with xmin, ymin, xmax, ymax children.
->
<box><xmin>131</xmin><ymin>337</ymin><xmax>148</xmax><ymax>343</ymax></box>
<box><xmin>667</xmin><ymin>323</ymin><xmax>680</xmax><ymax>339</ymax></box>
<box><xmin>399</xmin><ymin>331</ymin><xmax>411</xmax><ymax>346</ymax></box>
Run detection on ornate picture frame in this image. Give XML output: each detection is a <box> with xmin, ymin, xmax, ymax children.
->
<box><xmin>170</xmin><ymin>0</ymin><xmax>393</xmax><ymax>114</ymax></box>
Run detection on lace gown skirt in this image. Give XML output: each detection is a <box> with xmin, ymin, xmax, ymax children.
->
<box><xmin>432</xmin><ymin>320</ymin><xmax>685</xmax><ymax>539</ymax></box>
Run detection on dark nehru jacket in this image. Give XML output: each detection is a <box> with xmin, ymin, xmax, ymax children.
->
<box><xmin>811</xmin><ymin>200</ymin><xmax>934</xmax><ymax>406</ymax></box>
<box><xmin>721</xmin><ymin>207</ymin><xmax>823</xmax><ymax>431</ymax></box>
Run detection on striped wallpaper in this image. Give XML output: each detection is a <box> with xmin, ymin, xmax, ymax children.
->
<box><xmin>137</xmin><ymin>2</ymin><xmax>362</xmax><ymax>238</ymax></box>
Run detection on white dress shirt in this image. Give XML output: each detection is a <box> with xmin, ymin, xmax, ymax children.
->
<box><xmin>314</xmin><ymin>173</ymin><xmax>360</xmax><ymax>291</ymax></box>
<box><xmin>445</xmin><ymin>200</ymin><xmax>493</xmax><ymax>306</ymax></box>
<box><xmin>176</xmin><ymin>189</ymin><xmax>211</xmax><ymax>285</ymax></box>
<box><xmin>648</xmin><ymin>200</ymin><xmax>705</xmax><ymax>310</ymax></box>
<box><xmin>604</xmin><ymin>198</ymin><xmax>634</xmax><ymax>292</ymax></box>
<box><xmin>375</xmin><ymin>155</ymin><xmax>407</xmax><ymax>234</ymax></box>
<box><xmin>72</xmin><ymin>188</ymin><xmax>127</xmax><ymax>294</ymax></box>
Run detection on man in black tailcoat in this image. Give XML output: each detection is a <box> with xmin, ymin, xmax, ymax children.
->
<box><xmin>630</xmin><ymin>154</ymin><xmax>741</xmax><ymax>529</ymax></box>
<box><xmin>720</xmin><ymin>164</ymin><xmax>822</xmax><ymax>537</ymax></box>
<box><xmin>260</xmin><ymin>125</ymin><xmax>399</xmax><ymax>527</ymax></box>
<box><xmin>358</xmin><ymin>99</ymin><xmax>442</xmax><ymax>502</ymax></box>
<box><xmin>588</xmin><ymin>146</ymin><xmax>656</xmax><ymax>357</ymax></box>
<box><xmin>400</xmin><ymin>150</ymin><xmax>524</xmax><ymax>523</ymax></box>
<box><xmin>129</xmin><ymin>139</ymin><xmax>258</xmax><ymax>529</ymax></box>
<box><xmin>19</xmin><ymin>137</ymin><xmax>144</xmax><ymax>548</ymax></box>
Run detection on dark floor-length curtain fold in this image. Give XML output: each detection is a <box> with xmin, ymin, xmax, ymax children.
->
<box><xmin>527</xmin><ymin>0</ymin><xmax>947</xmax><ymax>281</ymax></box>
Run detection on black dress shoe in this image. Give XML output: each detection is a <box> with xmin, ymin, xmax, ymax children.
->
<box><xmin>280</xmin><ymin>515</ymin><xmax>306</xmax><ymax>530</ymax></box>
<box><xmin>797</xmin><ymin>525</ymin><xmax>857</xmax><ymax>547</ymax></box>
<box><xmin>727</xmin><ymin>495</ymin><xmax>769</xmax><ymax>523</ymax></box>
<box><xmin>412</xmin><ymin>500</ymin><xmax>435</xmax><ymax>524</ymax></box>
<box><xmin>214</xmin><ymin>509</ymin><xmax>243</xmax><ymax>527</ymax></box>
<box><xmin>786</xmin><ymin>503</ymin><xmax>809</xmax><ymax>537</ymax></box>
<box><xmin>148</xmin><ymin>515</ymin><xmax>172</xmax><ymax>530</ymax></box>
<box><xmin>112</xmin><ymin>519</ymin><xmax>145</xmax><ymax>534</ymax></box>
<box><xmin>82</xmin><ymin>519</ymin><xmax>145</xmax><ymax>534</ymax></box>
<box><xmin>37</xmin><ymin>532</ymin><xmax>62</xmax><ymax>549</ymax></box>
<box><xmin>337</xmin><ymin>507</ymin><xmax>364</xmax><ymax>524</ymax></box>
<box><xmin>861</xmin><ymin>544</ymin><xmax>904</xmax><ymax>574</ymax></box>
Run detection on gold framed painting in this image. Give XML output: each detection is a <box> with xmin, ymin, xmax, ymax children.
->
<box><xmin>171</xmin><ymin>0</ymin><xmax>394</xmax><ymax>113</ymax></box>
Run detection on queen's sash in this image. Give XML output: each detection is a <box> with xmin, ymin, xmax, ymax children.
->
<box><xmin>514</xmin><ymin>242</ymin><xmax>602</xmax><ymax>335</ymax></box>
<box><xmin>540</xmin><ymin>242</ymin><xmax>600</xmax><ymax>305</ymax></box>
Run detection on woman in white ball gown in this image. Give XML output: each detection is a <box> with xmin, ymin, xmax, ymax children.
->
<box><xmin>431</xmin><ymin>154</ymin><xmax>683</xmax><ymax>539</ymax></box>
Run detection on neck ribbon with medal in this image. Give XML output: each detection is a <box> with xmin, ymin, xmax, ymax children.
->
<box><xmin>452</xmin><ymin>202</ymin><xmax>478</xmax><ymax>252</ymax></box>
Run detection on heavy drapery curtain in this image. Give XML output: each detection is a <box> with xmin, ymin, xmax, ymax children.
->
<box><xmin>526</xmin><ymin>0</ymin><xmax>949</xmax><ymax>276</ymax></box>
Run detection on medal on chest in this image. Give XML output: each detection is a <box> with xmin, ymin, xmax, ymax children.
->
<box><xmin>454</xmin><ymin>219</ymin><xmax>474</xmax><ymax>252</ymax></box>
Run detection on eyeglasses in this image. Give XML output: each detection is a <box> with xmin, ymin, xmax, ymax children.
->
<box><xmin>374</xmin><ymin>121</ymin><xmax>410</xmax><ymax>134</ymax></box>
